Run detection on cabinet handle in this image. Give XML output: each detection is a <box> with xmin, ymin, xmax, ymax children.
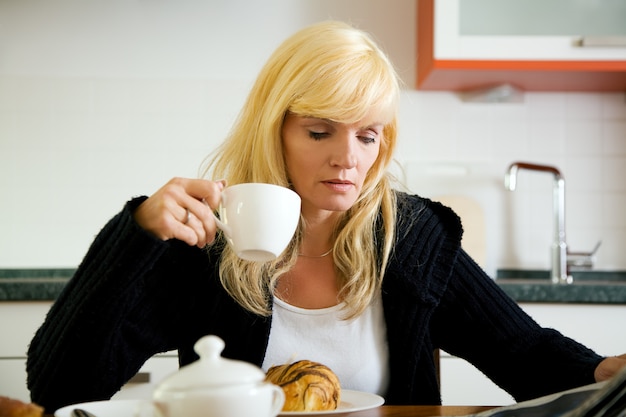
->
<box><xmin>128</xmin><ymin>372</ymin><xmax>151</xmax><ymax>384</ymax></box>
<box><xmin>574</xmin><ymin>36</ymin><xmax>626</xmax><ymax>47</ymax></box>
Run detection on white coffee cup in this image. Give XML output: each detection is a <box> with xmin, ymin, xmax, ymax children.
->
<box><xmin>212</xmin><ymin>183</ymin><xmax>301</xmax><ymax>262</ymax></box>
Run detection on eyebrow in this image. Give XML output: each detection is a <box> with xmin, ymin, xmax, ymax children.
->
<box><xmin>300</xmin><ymin>116</ymin><xmax>384</xmax><ymax>131</ymax></box>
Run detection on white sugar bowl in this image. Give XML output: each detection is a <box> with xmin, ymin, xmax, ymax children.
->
<box><xmin>150</xmin><ymin>335</ymin><xmax>284</xmax><ymax>417</ymax></box>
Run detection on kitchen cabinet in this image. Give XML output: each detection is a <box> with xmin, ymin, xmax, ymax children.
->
<box><xmin>440</xmin><ymin>303</ymin><xmax>626</xmax><ymax>405</ymax></box>
<box><xmin>440</xmin><ymin>354</ymin><xmax>514</xmax><ymax>406</ymax></box>
<box><xmin>111</xmin><ymin>353</ymin><xmax>179</xmax><ymax>400</ymax></box>
<box><xmin>0</xmin><ymin>302</ymin><xmax>52</xmax><ymax>402</ymax></box>
<box><xmin>417</xmin><ymin>0</ymin><xmax>626</xmax><ymax>91</ymax></box>
<box><xmin>0</xmin><ymin>359</ymin><xmax>32</xmax><ymax>401</ymax></box>
<box><xmin>4</xmin><ymin>300</ymin><xmax>625</xmax><ymax>406</ymax></box>
<box><xmin>0</xmin><ymin>302</ymin><xmax>179</xmax><ymax>403</ymax></box>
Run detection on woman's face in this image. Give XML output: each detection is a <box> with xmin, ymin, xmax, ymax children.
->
<box><xmin>282</xmin><ymin>112</ymin><xmax>383</xmax><ymax>216</ymax></box>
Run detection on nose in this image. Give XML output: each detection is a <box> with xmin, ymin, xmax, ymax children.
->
<box><xmin>329</xmin><ymin>134</ymin><xmax>358</xmax><ymax>169</ymax></box>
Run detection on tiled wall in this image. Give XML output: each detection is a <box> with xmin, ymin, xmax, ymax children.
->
<box><xmin>1</xmin><ymin>0</ymin><xmax>625</xmax><ymax>275</ymax></box>
<box><xmin>0</xmin><ymin>76</ymin><xmax>250</xmax><ymax>267</ymax></box>
<box><xmin>1</xmin><ymin>76</ymin><xmax>624</xmax><ymax>275</ymax></box>
<box><xmin>397</xmin><ymin>91</ymin><xmax>626</xmax><ymax>275</ymax></box>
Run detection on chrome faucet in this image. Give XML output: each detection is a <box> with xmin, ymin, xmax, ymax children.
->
<box><xmin>505</xmin><ymin>162</ymin><xmax>573</xmax><ymax>285</ymax></box>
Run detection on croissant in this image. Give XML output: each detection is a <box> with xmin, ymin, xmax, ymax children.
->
<box><xmin>266</xmin><ymin>360</ymin><xmax>341</xmax><ymax>412</ymax></box>
<box><xmin>0</xmin><ymin>396</ymin><xmax>43</xmax><ymax>417</ymax></box>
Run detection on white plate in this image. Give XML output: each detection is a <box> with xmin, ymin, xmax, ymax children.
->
<box><xmin>54</xmin><ymin>390</ymin><xmax>384</xmax><ymax>417</ymax></box>
<box><xmin>280</xmin><ymin>390</ymin><xmax>385</xmax><ymax>415</ymax></box>
<box><xmin>55</xmin><ymin>399</ymin><xmax>147</xmax><ymax>417</ymax></box>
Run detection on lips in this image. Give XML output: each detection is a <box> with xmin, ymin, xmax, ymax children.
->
<box><xmin>322</xmin><ymin>179</ymin><xmax>354</xmax><ymax>192</ymax></box>
<box><xmin>324</xmin><ymin>179</ymin><xmax>353</xmax><ymax>185</ymax></box>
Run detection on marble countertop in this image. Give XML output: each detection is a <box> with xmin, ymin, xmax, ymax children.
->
<box><xmin>496</xmin><ymin>269</ymin><xmax>626</xmax><ymax>304</ymax></box>
<box><xmin>1</xmin><ymin>268</ymin><xmax>625</xmax><ymax>304</ymax></box>
<box><xmin>0</xmin><ymin>269</ymin><xmax>74</xmax><ymax>301</ymax></box>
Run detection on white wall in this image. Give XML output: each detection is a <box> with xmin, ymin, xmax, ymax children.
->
<box><xmin>1</xmin><ymin>0</ymin><xmax>625</xmax><ymax>275</ymax></box>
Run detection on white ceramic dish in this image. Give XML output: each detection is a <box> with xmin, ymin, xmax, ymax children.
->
<box><xmin>55</xmin><ymin>399</ymin><xmax>146</xmax><ymax>417</ymax></box>
<box><xmin>55</xmin><ymin>390</ymin><xmax>384</xmax><ymax>417</ymax></box>
<box><xmin>280</xmin><ymin>390</ymin><xmax>385</xmax><ymax>415</ymax></box>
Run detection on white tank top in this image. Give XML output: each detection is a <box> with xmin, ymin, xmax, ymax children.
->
<box><xmin>262</xmin><ymin>293</ymin><xmax>390</xmax><ymax>396</ymax></box>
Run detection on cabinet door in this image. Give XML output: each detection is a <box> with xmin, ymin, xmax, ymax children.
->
<box><xmin>519</xmin><ymin>304</ymin><xmax>626</xmax><ymax>355</ymax></box>
<box><xmin>440</xmin><ymin>354</ymin><xmax>514</xmax><ymax>406</ymax></box>
<box><xmin>417</xmin><ymin>0</ymin><xmax>626</xmax><ymax>91</ymax></box>
<box><xmin>0</xmin><ymin>302</ymin><xmax>52</xmax><ymax>357</ymax></box>
<box><xmin>439</xmin><ymin>304</ymin><xmax>626</xmax><ymax>405</ymax></box>
<box><xmin>0</xmin><ymin>356</ymin><xmax>181</xmax><ymax>404</ymax></box>
<box><xmin>111</xmin><ymin>353</ymin><xmax>179</xmax><ymax>400</ymax></box>
<box><xmin>0</xmin><ymin>302</ymin><xmax>181</xmax><ymax>403</ymax></box>
<box><xmin>0</xmin><ymin>302</ymin><xmax>52</xmax><ymax>402</ymax></box>
<box><xmin>0</xmin><ymin>359</ymin><xmax>30</xmax><ymax>402</ymax></box>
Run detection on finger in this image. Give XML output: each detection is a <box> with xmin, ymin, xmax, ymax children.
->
<box><xmin>187</xmin><ymin>209</ymin><xmax>223</xmax><ymax>248</ymax></box>
<box><xmin>173</xmin><ymin>179</ymin><xmax>225</xmax><ymax>219</ymax></box>
<box><xmin>134</xmin><ymin>191</ymin><xmax>187</xmax><ymax>241</ymax></box>
<box><xmin>180</xmin><ymin>179</ymin><xmax>226</xmax><ymax>242</ymax></box>
<box><xmin>178</xmin><ymin>195</ymin><xmax>220</xmax><ymax>245</ymax></box>
<box><xmin>135</xmin><ymin>177</ymin><xmax>226</xmax><ymax>246</ymax></box>
<box><xmin>182</xmin><ymin>211</ymin><xmax>209</xmax><ymax>247</ymax></box>
<box><xmin>595</xmin><ymin>356</ymin><xmax>626</xmax><ymax>382</ymax></box>
<box><xmin>168</xmin><ymin>209</ymin><xmax>201</xmax><ymax>246</ymax></box>
<box><xmin>184</xmin><ymin>199</ymin><xmax>219</xmax><ymax>247</ymax></box>
<box><xmin>182</xmin><ymin>178</ymin><xmax>226</xmax><ymax>207</ymax></box>
<box><xmin>181</xmin><ymin>208</ymin><xmax>191</xmax><ymax>225</ymax></box>
<box><xmin>154</xmin><ymin>191</ymin><xmax>200</xmax><ymax>245</ymax></box>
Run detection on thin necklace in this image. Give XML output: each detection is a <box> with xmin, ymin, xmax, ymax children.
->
<box><xmin>298</xmin><ymin>248</ymin><xmax>333</xmax><ymax>258</ymax></box>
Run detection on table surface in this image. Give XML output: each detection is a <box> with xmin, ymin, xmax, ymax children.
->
<box><xmin>45</xmin><ymin>405</ymin><xmax>495</xmax><ymax>417</ymax></box>
<box><xmin>329</xmin><ymin>405</ymin><xmax>494</xmax><ymax>416</ymax></box>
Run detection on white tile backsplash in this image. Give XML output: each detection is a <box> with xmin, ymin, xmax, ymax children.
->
<box><xmin>603</xmin><ymin>157</ymin><xmax>626</xmax><ymax>192</ymax></box>
<box><xmin>564</xmin><ymin>93</ymin><xmax>603</xmax><ymax>120</ymax></box>
<box><xmin>398</xmin><ymin>90</ymin><xmax>626</xmax><ymax>276</ymax></box>
<box><xmin>601</xmin><ymin>94</ymin><xmax>626</xmax><ymax>119</ymax></box>
<box><xmin>529</xmin><ymin>121</ymin><xmax>566</xmax><ymax>157</ymax></box>
<box><xmin>527</xmin><ymin>93</ymin><xmax>566</xmax><ymax>120</ymax></box>
<box><xmin>604</xmin><ymin>121</ymin><xmax>626</xmax><ymax>155</ymax></box>
<box><xmin>565</xmin><ymin>121</ymin><xmax>603</xmax><ymax>156</ymax></box>
<box><xmin>565</xmin><ymin>157</ymin><xmax>604</xmax><ymax>192</ymax></box>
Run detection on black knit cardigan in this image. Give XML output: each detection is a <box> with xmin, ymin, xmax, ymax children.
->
<box><xmin>26</xmin><ymin>192</ymin><xmax>603</xmax><ymax>413</ymax></box>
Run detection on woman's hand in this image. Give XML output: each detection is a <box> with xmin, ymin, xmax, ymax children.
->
<box><xmin>594</xmin><ymin>354</ymin><xmax>626</xmax><ymax>382</ymax></box>
<box><xmin>133</xmin><ymin>177</ymin><xmax>226</xmax><ymax>247</ymax></box>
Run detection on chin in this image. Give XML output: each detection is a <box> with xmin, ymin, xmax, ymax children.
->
<box><xmin>322</xmin><ymin>199</ymin><xmax>358</xmax><ymax>212</ymax></box>
<box><xmin>305</xmin><ymin>191</ymin><xmax>359</xmax><ymax>213</ymax></box>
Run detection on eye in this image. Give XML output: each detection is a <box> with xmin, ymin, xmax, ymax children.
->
<box><xmin>308</xmin><ymin>130</ymin><xmax>329</xmax><ymax>140</ymax></box>
<box><xmin>358</xmin><ymin>129</ymin><xmax>379</xmax><ymax>145</ymax></box>
<box><xmin>359</xmin><ymin>135</ymin><xmax>377</xmax><ymax>145</ymax></box>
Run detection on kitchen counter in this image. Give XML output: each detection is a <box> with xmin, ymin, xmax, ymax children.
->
<box><xmin>0</xmin><ymin>269</ymin><xmax>74</xmax><ymax>301</ymax></box>
<box><xmin>496</xmin><ymin>269</ymin><xmax>626</xmax><ymax>304</ymax></box>
<box><xmin>1</xmin><ymin>268</ymin><xmax>625</xmax><ymax>304</ymax></box>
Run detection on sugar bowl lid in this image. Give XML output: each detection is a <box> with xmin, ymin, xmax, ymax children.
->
<box><xmin>155</xmin><ymin>335</ymin><xmax>265</xmax><ymax>392</ymax></box>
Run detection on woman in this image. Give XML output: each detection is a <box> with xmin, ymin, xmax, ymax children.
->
<box><xmin>26</xmin><ymin>21</ymin><xmax>625</xmax><ymax>413</ymax></box>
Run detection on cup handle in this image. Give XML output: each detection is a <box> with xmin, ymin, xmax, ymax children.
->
<box><xmin>206</xmin><ymin>194</ymin><xmax>232</xmax><ymax>238</ymax></box>
<box><xmin>269</xmin><ymin>384</ymin><xmax>285</xmax><ymax>416</ymax></box>
<box><xmin>211</xmin><ymin>212</ymin><xmax>231</xmax><ymax>238</ymax></box>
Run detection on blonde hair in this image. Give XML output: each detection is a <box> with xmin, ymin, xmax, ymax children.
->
<box><xmin>202</xmin><ymin>21</ymin><xmax>400</xmax><ymax>319</ymax></box>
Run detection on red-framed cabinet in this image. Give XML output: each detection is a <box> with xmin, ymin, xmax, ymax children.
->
<box><xmin>417</xmin><ymin>0</ymin><xmax>626</xmax><ymax>91</ymax></box>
